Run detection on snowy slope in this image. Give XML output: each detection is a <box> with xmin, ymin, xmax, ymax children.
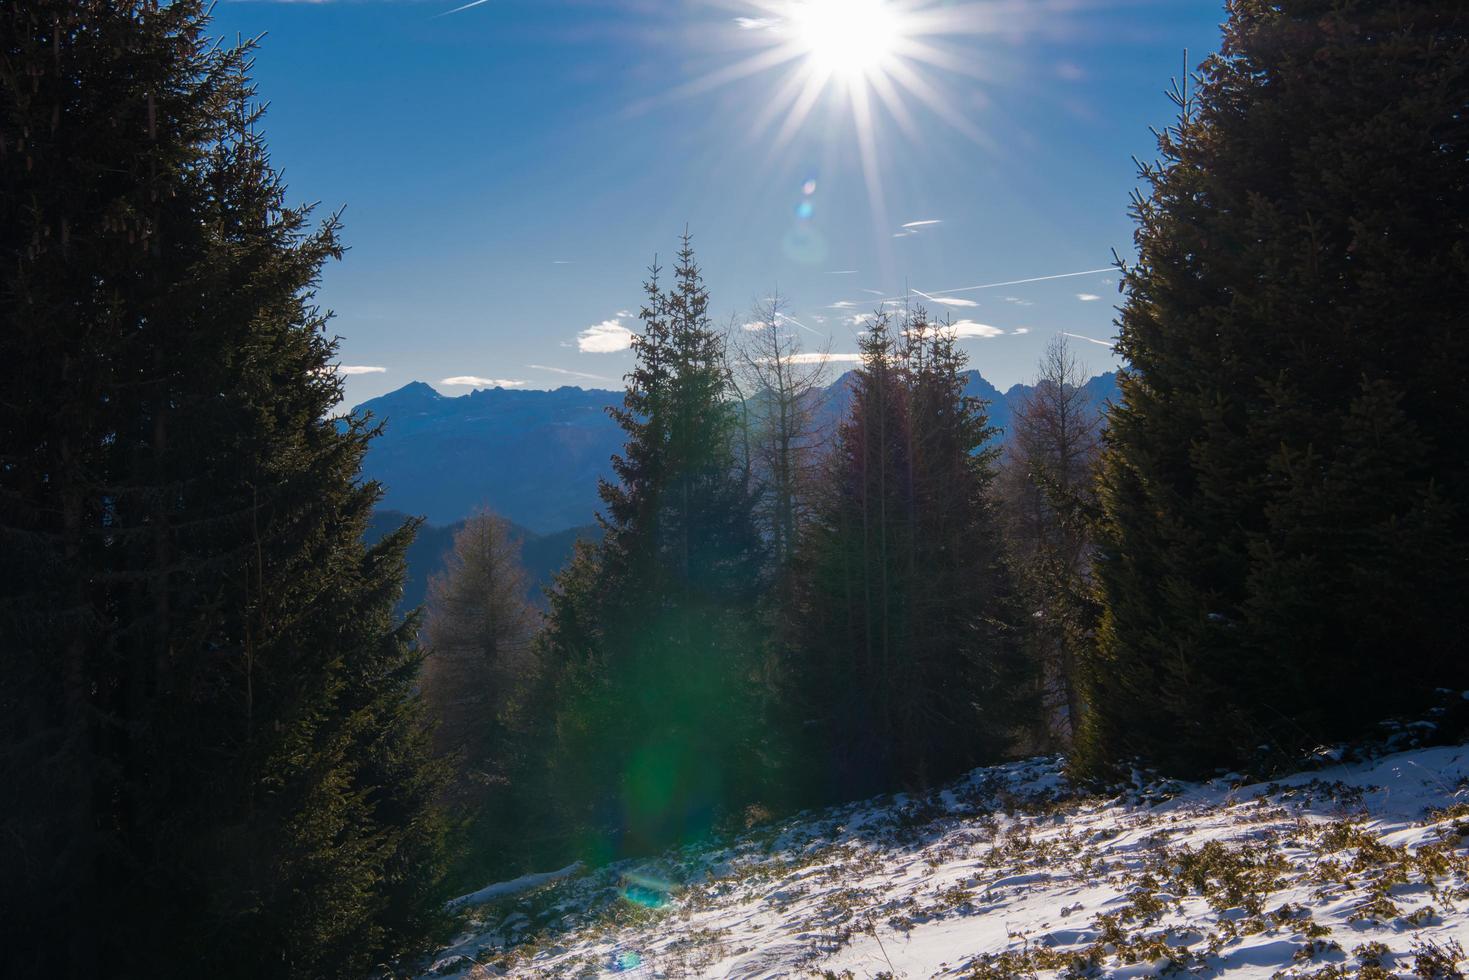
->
<box><xmin>422</xmin><ymin>743</ymin><xmax>1469</xmax><ymax>979</ymax></box>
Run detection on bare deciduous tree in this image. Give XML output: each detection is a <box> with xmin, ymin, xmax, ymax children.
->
<box><xmin>1001</xmin><ymin>335</ymin><xmax>1103</xmax><ymax>745</ymax></box>
<box><xmin>728</xmin><ymin>293</ymin><xmax>830</xmax><ymax>565</ymax></box>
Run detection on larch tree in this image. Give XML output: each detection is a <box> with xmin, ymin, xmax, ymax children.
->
<box><xmin>421</xmin><ymin>510</ymin><xmax>540</xmax><ymax>881</ymax></box>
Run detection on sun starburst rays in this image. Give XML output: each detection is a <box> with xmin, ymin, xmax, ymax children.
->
<box><xmin>697</xmin><ymin>1</ymin><xmax>1011</xmax><ymax>211</ymax></box>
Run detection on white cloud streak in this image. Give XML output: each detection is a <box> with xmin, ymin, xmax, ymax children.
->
<box><xmin>902</xmin><ymin>219</ymin><xmax>942</xmax><ymax>228</ymax></box>
<box><xmin>948</xmin><ymin>320</ymin><xmax>1005</xmax><ymax>339</ymax></box>
<box><xmin>1077</xmin><ymin>293</ymin><xmax>1102</xmax><ymax>302</ymax></box>
<box><xmin>790</xmin><ymin>352</ymin><xmax>863</xmax><ymax>364</ymax></box>
<box><xmin>337</xmin><ymin>365</ymin><xmax>387</xmax><ymax>375</ymax></box>
<box><xmin>910</xmin><ymin>288</ymin><xmax>978</xmax><ymax>309</ymax></box>
<box><xmin>441</xmin><ymin>376</ymin><xmax>526</xmax><ymax>388</ymax></box>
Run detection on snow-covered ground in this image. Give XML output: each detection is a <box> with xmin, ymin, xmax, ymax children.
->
<box><xmin>422</xmin><ymin>742</ymin><xmax>1469</xmax><ymax>978</ymax></box>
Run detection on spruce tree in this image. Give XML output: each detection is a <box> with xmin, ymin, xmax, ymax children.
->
<box><xmin>0</xmin><ymin>4</ymin><xmax>446</xmax><ymax>975</ymax></box>
<box><xmin>792</xmin><ymin>311</ymin><xmax>1028</xmax><ymax>801</ymax></box>
<box><xmin>542</xmin><ymin>234</ymin><xmax>766</xmax><ymax>857</ymax></box>
<box><xmin>1082</xmin><ymin>0</ymin><xmax>1469</xmax><ymax>778</ymax></box>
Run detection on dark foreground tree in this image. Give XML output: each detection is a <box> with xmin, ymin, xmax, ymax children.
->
<box><xmin>541</xmin><ymin>235</ymin><xmax>767</xmax><ymax>858</ymax></box>
<box><xmin>1081</xmin><ymin>0</ymin><xmax>1469</xmax><ymax>778</ymax></box>
<box><xmin>0</xmin><ymin>3</ymin><xmax>446</xmax><ymax>976</ymax></box>
<box><xmin>791</xmin><ymin>311</ymin><xmax>1030</xmax><ymax>802</ymax></box>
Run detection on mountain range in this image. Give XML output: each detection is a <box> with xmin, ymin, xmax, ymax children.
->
<box><xmin>352</xmin><ymin>370</ymin><xmax>1120</xmax><ymax>534</ymax></box>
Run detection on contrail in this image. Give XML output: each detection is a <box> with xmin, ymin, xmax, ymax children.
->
<box><xmin>436</xmin><ymin>0</ymin><xmax>494</xmax><ymax>16</ymax></box>
<box><xmin>528</xmin><ymin>363</ymin><xmax>615</xmax><ymax>382</ymax></box>
<box><xmin>1059</xmin><ymin>332</ymin><xmax>1116</xmax><ymax>349</ymax></box>
<box><xmin>775</xmin><ymin>312</ymin><xmax>824</xmax><ymax>337</ymax></box>
<box><xmin>877</xmin><ymin>267</ymin><xmax>1113</xmax><ymax>304</ymax></box>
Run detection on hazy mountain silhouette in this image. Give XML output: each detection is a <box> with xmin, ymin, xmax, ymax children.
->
<box><xmin>353</xmin><ymin>371</ymin><xmax>1119</xmax><ymax>533</ymax></box>
<box><xmin>364</xmin><ymin>510</ymin><xmax>601</xmax><ymax>615</ymax></box>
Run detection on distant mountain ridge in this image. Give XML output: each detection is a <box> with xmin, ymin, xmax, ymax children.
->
<box><xmin>364</xmin><ymin>510</ymin><xmax>598</xmax><ymax>616</ymax></box>
<box><xmin>353</xmin><ymin>370</ymin><xmax>1119</xmax><ymax>532</ymax></box>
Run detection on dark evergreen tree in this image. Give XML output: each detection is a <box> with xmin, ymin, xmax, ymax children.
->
<box><xmin>791</xmin><ymin>311</ymin><xmax>1028</xmax><ymax>802</ymax></box>
<box><xmin>541</xmin><ymin>235</ymin><xmax>767</xmax><ymax>857</ymax></box>
<box><xmin>1081</xmin><ymin>0</ymin><xmax>1469</xmax><ymax>778</ymax></box>
<box><xmin>0</xmin><ymin>3</ymin><xmax>447</xmax><ymax>975</ymax></box>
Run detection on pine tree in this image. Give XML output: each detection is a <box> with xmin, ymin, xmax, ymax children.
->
<box><xmin>1081</xmin><ymin>1</ymin><xmax>1469</xmax><ymax>778</ymax></box>
<box><xmin>542</xmin><ymin>234</ymin><xmax>767</xmax><ymax>857</ymax></box>
<box><xmin>0</xmin><ymin>4</ymin><xmax>446</xmax><ymax>975</ymax></box>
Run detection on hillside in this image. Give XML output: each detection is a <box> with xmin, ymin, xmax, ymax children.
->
<box><xmin>354</xmin><ymin>372</ymin><xmax>1119</xmax><ymax>532</ymax></box>
<box><xmin>420</xmin><ymin>735</ymin><xmax>1469</xmax><ymax>979</ymax></box>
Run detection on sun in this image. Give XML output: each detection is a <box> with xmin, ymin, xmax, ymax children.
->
<box><xmin>674</xmin><ymin>0</ymin><xmax>1009</xmax><ymax>263</ymax></box>
<box><xmin>789</xmin><ymin>0</ymin><xmax>900</xmax><ymax>81</ymax></box>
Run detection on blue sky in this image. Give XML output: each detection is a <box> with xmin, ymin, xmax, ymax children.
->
<box><xmin>211</xmin><ymin>0</ymin><xmax>1226</xmax><ymax>404</ymax></box>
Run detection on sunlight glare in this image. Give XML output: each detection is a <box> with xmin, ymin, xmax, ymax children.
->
<box><xmin>791</xmin><ymin>0</ymin><xmax>899</xmax><ymax>80</ymax></box>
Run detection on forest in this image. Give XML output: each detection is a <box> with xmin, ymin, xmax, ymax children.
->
<box><xmin>2</xmin><ymin>1</ymin><xmax>1467</xmax><ymax>977</ymax></box>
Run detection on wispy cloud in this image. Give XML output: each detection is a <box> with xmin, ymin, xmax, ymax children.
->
<box><xmin>1060</xmin><ymin>331</ymin><xmax>1115</xmax><ymax>348</ymax></box>
<box><xmin>826</xmin><ymin>270</ymin><xmax>858</xmax><ymax>275</ymax></box>
<box><xmin>735</xmin><ymin>16</ymin><xmax>778</xmax><ymax>30</ymax></box>
<box><xmin>529</xmin><ymin>363</ymin><xmax>615</xmax><ymax>382</ymax></box>
<box><xmin>1077</xmin><ymin>293</ymin><xmax>1102</xmax><ymax>302</ymax></box>
<box><xmin>337</xmin><ymin>365</ymin><xmax>387</xmax><ymax>376</ymax></box>
<box><xmin>1004</xmin><ymin>296</ymin><xmax>1035</xmax><ymax>307</ymax></box>
<box><xmin>948</xmin><ymin>320</ymin><xmax>1005</xmax><ymax>339</ymax></box>
<box><xmin>902</xmin><ymin>219</ymin><xmax>942</xmax><ymax>228</ymax></box>
<box><xmin>441</xmin><ymin>376</ymin><xmax>526</xmax><ymax>388</ymax></box>
<box><xmin>828</xmin><ymin>300</ymin><xmax>858</xmax><ymax>309</ymax></box>
<box><xmin>577</xmin><ymin>319</ymin><xmax>635</xmax><ymax>353</ymax></box>
<box><xmin>1013</xmin><ymin>327</ymin><xmax>1031</xmax><ymax>335</ymax></box>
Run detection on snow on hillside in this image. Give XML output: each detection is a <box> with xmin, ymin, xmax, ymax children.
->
<box><xmin>422</xmin><ymin>742</ymin><xmax>1469</xmax><ymax>979</ymax></box>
